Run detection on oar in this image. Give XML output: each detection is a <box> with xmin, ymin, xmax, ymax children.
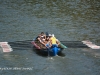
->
<box><xmin>45</xmin><ymin>32</ymin><xmax>50</xmax><ymax>57</ymax></box>
<box><xmin>46</xmin><ymin>45</ymin><xmax>50</xmax><ymax>57</ymax></box>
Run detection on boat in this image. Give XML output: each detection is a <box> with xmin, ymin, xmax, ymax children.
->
<box><xmin>31</xmin><ymin>39</ymin><xmax>67</xmax><ymax>56</ymax></box>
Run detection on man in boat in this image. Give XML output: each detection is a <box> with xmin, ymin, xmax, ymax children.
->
<box><xmin>49</xmin><ymin>34</ymin><xmax>60</xmax><ymax>48</ymax></box>
<box><xmin>45</xmin><ymin>36</ymin><xmax>52</xmax><ymax>48</ymax></box>
<box><xmin>37</xmin><ymin>32</ymin><xmax>46</xmax><ymax>46</ymax></box>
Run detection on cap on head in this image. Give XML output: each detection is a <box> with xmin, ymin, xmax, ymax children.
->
<box><xmin>49</xmin><ymin>34</ymin><xmax>52</xmax><ymax>36</ymax></box>
<box><xmin>52</xmin><ymin>34</ymin><xmax>55</xmax><ymax>37</ymax></box>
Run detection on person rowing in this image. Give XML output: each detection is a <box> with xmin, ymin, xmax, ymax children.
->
<box><xmin>37</xmin><ymin>32</ymin><xmax>46</xmax><ymax>46</ymax></box>
<box><xmin>45</xmin><ymin>36</ymin><xmax>52</xmax><ymax>48</ymax></box>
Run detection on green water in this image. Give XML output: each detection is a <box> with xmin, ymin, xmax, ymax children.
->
<box><xmin>0</xmin><ymin>0</ymin><xmax>100</xmax><ymax>75</ymax></box>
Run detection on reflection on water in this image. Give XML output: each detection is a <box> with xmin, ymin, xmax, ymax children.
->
<box><xmin>0</xmin><ymin>0</ymin><xmax>100</xmax><ymax>75</ymax></box>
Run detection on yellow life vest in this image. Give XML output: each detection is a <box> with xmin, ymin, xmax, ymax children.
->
<box><xmin>50</xmin><ymin>37</ymin><xmax>57</xmax><ymax>44</ymax></box>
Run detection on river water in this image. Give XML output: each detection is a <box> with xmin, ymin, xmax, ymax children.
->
<box><xmin>0</xmin><ymin>0</ymin><xmax>100</xmax><ymax>75</ymax></box>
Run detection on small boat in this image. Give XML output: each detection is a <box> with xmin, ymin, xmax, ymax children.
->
<box><xmin>31</xmin><ymin>39</ymin><xmax>67</xmax><ymax>56</ymax></box>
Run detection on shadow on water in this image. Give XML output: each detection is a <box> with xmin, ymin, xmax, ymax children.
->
<box><xmin>61</xmin><ymin>41</ymin><xmax>89</xmax><ymax>48</ymax></box>
<box><xmin>8</xmin><ymin>40</ymin><xmax>89</xmax><ymax>57</ymax></box>
<box><xmin>8</xmin><ymin>40</ymin><xmax>32</xmax><ymax>50</ymax></box>
<box><xmin>8</xmin><ymin>40</ymin><xmax>89</xmax><ymax>50</ymax></box>
<box><xmin>8</xmin><ymin>40</ymin><xmax>66</xmax><ymax>57</ymax></box>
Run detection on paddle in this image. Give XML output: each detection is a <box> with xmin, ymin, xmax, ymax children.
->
<box><xmin>45</xmin><ymin>32</ymin><xmax>50</xmax><ymax>56</ymax></box>
<box><xmin>46</xmin><ymin>44</ymin><xmax>50</xmax><ymax>57</ymax></box>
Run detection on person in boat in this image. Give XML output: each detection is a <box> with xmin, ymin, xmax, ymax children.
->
<box><xmin>37</xmin><ymin>32</ymin><xmax>46</xmax><ymax>46</ymax></box>
<box><xmin>45</xmin><ymin>36</ymin><xmax>52</xmax><ymax>48</ymax></box>
<box><xmin>49</xmin><ymin>34</ymin><xmax>60</xmax><ymax>48</ymax></box>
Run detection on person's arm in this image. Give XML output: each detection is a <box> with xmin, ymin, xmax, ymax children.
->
<box><xmin>56</xmin><ymin>39</ymin><xmax>60</xmax><ymax>45</ymax></box>
<box><xmin>44</xmin><ymin>35</ymin><xmax>46</xmax><ymax>40</ymax></box>
<box><xmin>49</xmin><ymin>41</ymin><xmax>52</xmax><ymax>47</ymax></box>
<box><xmin>38</xmin><ymin>38</ymin><xmax>46</xmax><ymax>46</ymax></box>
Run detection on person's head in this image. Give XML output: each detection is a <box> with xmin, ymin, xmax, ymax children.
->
<box><xmin>41</xmin><ymin>32</ymin><xmax>44</xmax><ymax>34</ymax></box>
<box><xmin>46</xmin><ymin>32</ymin><xmax>49</xmax><ymax>36</ymax></box>
<box><xmin>41</xmin><ymin>32</ymin><xmax>45</xmax><ymax>36</ymax></box>
<box><xmin>46</xmin><ymin>36</ymin><xmax>50</xmax><ymax>41</ymax></box>
<box><xmin>52</xmin><ymin>34</ymin><xmax>55</xmax><ymax>37</ymax></box>
<box><xmin>49</xmin><ymin>34</ymin><xmax>52</xmax><ymax>38</ymax></box>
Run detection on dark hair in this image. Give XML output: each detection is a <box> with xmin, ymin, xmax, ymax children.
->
<box><xmin>41</xmin><ymin>32</ymin><xmax>44</xmax><ymax>34</ymax></box>
<box><xmin>46</xmin><ymin>32</ymin><xmax>49</xmax><ymax>36</ymax></box>
<box><xmin>46</xmin><ymin>36</ymin><xmax>49</xmax><ymax>38</ymax></box>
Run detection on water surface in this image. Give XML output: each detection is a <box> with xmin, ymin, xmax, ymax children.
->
<box><xmin>0</xmin><ymin>0</ymin><xmax>100</xmax><ymax>75</ymax></box>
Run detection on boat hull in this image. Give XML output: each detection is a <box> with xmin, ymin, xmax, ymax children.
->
<box><xmin>31</xmin><ymin>41</ymin><xmax>62</xmax><ymax>56</ymax></box>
